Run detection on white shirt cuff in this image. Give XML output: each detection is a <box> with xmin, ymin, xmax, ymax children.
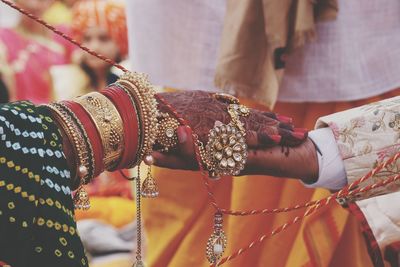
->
<box><xmin>302</xmin><ymin>127</ymin><xmax>347</xmax><ymax>190</ymax></box>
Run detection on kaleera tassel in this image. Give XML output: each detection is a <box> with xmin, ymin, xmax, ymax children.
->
<box><xmin>141</xmin><ymin>155</ymin><xmax>159</xmax><ymax>198</ymax></box>
<box><xmin>73</xmin><ymin>185</ymin><xmax>90</xmax><ymax>210</ymax></box>
<box><xmin>132</xmin><ymin>260</ymin><xmax>144</xmax><ymax>267</ymax></box>
<box><xmin>73</xmin><ymin>165</ymin><xmax>90</xmax><ymax>210</ymax></box>
<box><xmin>206</xmin><ymin>212</ymin><xmax>227</xmax><ymax>265</ymax></box>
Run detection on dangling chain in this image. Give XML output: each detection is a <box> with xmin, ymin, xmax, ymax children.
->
<box><xmin>133</xmin><ymin>166</ymin><xmax>145</xmax><ymax>267</ymax></box>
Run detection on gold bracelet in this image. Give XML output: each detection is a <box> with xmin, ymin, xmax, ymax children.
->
<box><xmin>117</xmin><ymin>72</ymin><xmax>159</xmax><ymax>165</ymax></box>
<box><xmin>73</xmin><ymin>92</ymin><xmax>124</xmax><ymax>170</ymax></box>
<box><xmin>44</xmin><ymin>103</ymin><xmax>94</xmax><ymax>183</ymax></box>
<box><xmin>114</xmin><ymin>82</ymin><xmax>144</xmax><ymax>167</ymax></box>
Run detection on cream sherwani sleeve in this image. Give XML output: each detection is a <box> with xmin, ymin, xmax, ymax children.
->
<box><xmin>315</xmin><ymin>96</ymin><xmax>400</xmax><ymax>265</ymax></box>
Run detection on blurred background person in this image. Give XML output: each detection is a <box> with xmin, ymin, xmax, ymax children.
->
<box><xmin>43</xmin><ymin>0</ymin><xmax>80</xmax><ymax>26</ymax></box>
<box><xmin>127</xmin><ymin>0</ymin><xmax>400</xmax><ymax>266</ymax></box>
<box><xmin>51</xmin><ymin>0</ymin><xmax>129</xmax><ymax>100</ymax></box>
<box><xmin>0</xmin><ymin>0</ymin><xmax>75</xmax><ymax>104</ymax></box>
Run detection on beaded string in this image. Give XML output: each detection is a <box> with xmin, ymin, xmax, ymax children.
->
<box><xmin>3</xmin><ymin>0</ymin><xmax>399</xmax><ymax>264</ymax></box>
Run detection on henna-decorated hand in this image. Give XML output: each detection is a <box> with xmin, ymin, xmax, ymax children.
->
<box><xmin>153</xmin><ymin>91</ymin><xmax>318</xmax><ymax>183</ymax></box>
<box><xmin>156</xmin><ymin>91</ymin><xmax>307</xmax><ymax>148</ymax></box>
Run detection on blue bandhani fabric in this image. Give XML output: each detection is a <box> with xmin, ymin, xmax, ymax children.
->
<box><xmin>0</xmin><ymin>101</ymin><xmax>87</xmax><ymax>267</ymax></box>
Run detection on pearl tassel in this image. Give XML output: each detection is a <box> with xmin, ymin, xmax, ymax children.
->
<box><xmin>206</xmin><ymin>212</ymin><xmax>227</xmax><ymax>265</ymax></box>
<box><xmin>141</xmin><ymin>154</ymin><xmax>159</xmax><ymax>198</ymax></box>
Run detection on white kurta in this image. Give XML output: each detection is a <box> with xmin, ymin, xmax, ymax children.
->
<box><xmin>127</xmin><ymin>0</ymin><xmax>400</xmax><ymax>102</ymax></box>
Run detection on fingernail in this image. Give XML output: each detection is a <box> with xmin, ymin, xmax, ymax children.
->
<box><xmin>185</xmin><ymin>125</ymin><xmax>193</xmax><ymax>136</ymax></box>
<box><xmin>292</xmin><ymin>132</ymin><xmax>306</xmax><ymax>139</ymax></box>
<box><xmin>270</xmin><ymin>134</ymin><xmax>282</xmax><ymax>144</ymax></box>
<box><xmin>294</xmin><ymin>128</ymin><xmax>308</xmax><ymax>134</ymax></box>
<box><xmin>264</xmin><ymin>112</ymin><xmax>277</xmax><ymax>119</ymax></box>
<box><xmin>177</xmin><ymin>126</ymin><xmax>187</xmax><ymax>143</ymax></box>
<box><xmin>277</xmin><ymin>115</ymin><xmax>293</xmax><ymax>124</ymax></box>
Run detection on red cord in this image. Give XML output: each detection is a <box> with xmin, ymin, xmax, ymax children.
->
<box><xmin>4</xmin><ymin>0</ymin><xmax>399</xmax><ymax>264</ymax></box>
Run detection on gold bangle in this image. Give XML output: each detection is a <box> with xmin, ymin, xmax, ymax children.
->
<box><xmin>114</xmin><ymin>82</ymin><xmax>145</xmax><ymax>167</ymax></box>
<box><xmin>44</xmin><ymin>103</ymin><xmax>94</xmax><ymax>184</ymax></box>
<box><xmin>117</xmin><ymin>72</ymin><xmax>159</xmax><ymax>165</ymax></box>
<box><xmin>73</xmin><ymin>92</ymin><xmax>124</xmax><ymax>170</ymax></box>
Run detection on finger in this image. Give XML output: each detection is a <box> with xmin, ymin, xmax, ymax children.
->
<box><xmin>262</xmin><ymin>111</ymin><xmax>277</xmax><ymax>120</ymax></box>
<box><xmin>276</xmin><ymin>114</ymin><xmax>293</xmax><ymax>124</ymax></box>
<box><xmin>152</xmin><ymin>151</ymin><xmax>197</xmax><ymax>170</ymax></box>
<box><xmin>177</xmin><ymin>126</ymin><xmax>196</xmax><ymax>158</ymax></box>
<box><xmin>279</xmin><ymin>122</ymin><xmax>294</xmax><ymax>131</ymax></box>
<box><xmin>279</xmin><ymin>128</ymin><xmax>308</xmax><ymax>146</ymax></box>
<box><xmin>246</xmin><ymin>130</ymin><xmax>281</xmax><ymax>148</ymax></box>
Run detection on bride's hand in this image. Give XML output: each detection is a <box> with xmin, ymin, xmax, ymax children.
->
<box><xmin>153</xmin><ymin>91</ymin><xmax>317</xmax><ymax>182</ymax></box>
<box><xmin>156</xmin><ymin>90</ymin><xmax>307</xmax><ymax>148</ymax></box>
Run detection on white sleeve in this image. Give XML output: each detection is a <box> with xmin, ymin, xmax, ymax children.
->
<box><xmin>302</xmin><ymin>127</ymin><xmax>347</xmax><ymax>190</ymax></box>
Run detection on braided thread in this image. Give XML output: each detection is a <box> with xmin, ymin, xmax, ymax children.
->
<box><xmin>216</xmin><ymin>173</ymin><xmax>400</xmax><ymax>266</ymax></box>
<box><xmin>4</xmin><ymin>1</ymin><xmax>399</xmax><ymax>263</ymax></box>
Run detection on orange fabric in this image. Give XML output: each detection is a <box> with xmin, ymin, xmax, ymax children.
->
<box><xmin>75</xmin><ymin>196</ymin><xmax>135</xmax><ymax>228</ymax></box>
<box><xmin>144</xmin><ymin>88</ymin><xmax>399</xmax><ymax>267</ymax></box>
<box><xmin>71</xmin><ymin>0</ymin><xmax>128</xmax><ymax>56</ymax></box>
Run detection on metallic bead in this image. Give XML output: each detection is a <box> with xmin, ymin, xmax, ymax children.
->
<box><xmin>144</xmin><ymin>154</ymin><xmax>154</xmax><ymax>166</ymax></box>
<box><xmin>78</xmin><ymin>165</ymin><xmax>88</xmax><ymax>178</ymax></box>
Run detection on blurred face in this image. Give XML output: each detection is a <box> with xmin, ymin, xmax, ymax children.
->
<box><xmin>81</xmin><ymin>26</ymin><xmax>120</xmax><ymax>71</ymax></box>
<box><xmin>16</xmin><ymin>0</ymin><xmax>54</xmax><ymax>17</ymax></box>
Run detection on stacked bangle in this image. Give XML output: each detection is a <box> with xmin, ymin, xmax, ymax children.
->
<box><xmin>117</xmin><ymin>72</ymin><xmax>159</xmax><ymax>166</ymax></box>
<box><xmin>62</xmin><ymin>100</ymin><xmax>104</xmax><ymax>177</ymax></box>
<box><xmin>73</xmin><ymin>92</ymin><xmax>124</xmax><ymax>170</ymax></box>
<box><xmin>45</xmin><ymin>71</ymin><xmax>161</xmax><ymax>209</ymax></box>
<box><xmin>45</xmin><ymin>103</ymin><xmax>94</xmax><ymax>186</ymax></box>
<box><xmin>102</xmin><ymin>85</ymin><xmax>140</xmax><ymax>170</ymax></box>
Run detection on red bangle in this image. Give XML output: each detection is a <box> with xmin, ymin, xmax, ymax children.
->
<box><xmin>102</xmin><ymin>85</ymin><xmax>139</xmax><ymax>170</ymax></box>
<box><xmin>63</xmin><ymin>100</ymin><xmax>105</xmax><ymax>177</ymax></box>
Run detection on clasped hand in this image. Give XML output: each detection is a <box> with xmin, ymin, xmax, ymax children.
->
<box><xmin>152</xmin><ymin>91</ymin><xmax>319</xmax><ymax>184</ymax></box>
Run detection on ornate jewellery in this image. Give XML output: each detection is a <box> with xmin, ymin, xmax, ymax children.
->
<box><xmin>156</xmin><ymin>113</ymin><xmax>180</xmax><ymax>152</ymax></box>
<box><xmin>141</xmin><ymin>167</ymin><xmax>159</xmax><ymax>198</ymax></box>
<box><xmin>116</xmin><ymin>72</ymin><xmax>161</xmax><ymax>267</ymax></box>
<box><xmin>44</xmin><ymin>103</ymin><xmax>94</xmax><ymax>210</ymax></box>
<box><xmin>117</xmin><ymin>72</ymin><xmax>159</xmax><ymax>163</ymax></box>
<box><xmin>206</xmin><ymin>212</ymin><xmax>227</xmax><ymax>265</ymax></box>
<box><xmin>201</xmin><ymin>94</ymin><xmax>250</xmax><ymax>179</ymax></box>
<box><xmin>74</xmin><ymin>92</ymin><xmax>124</xmax><ymax>170</ymax></box>
<box><xmin>213</xmin><ymin>92</ymin><xmax>239</xmax><ymax>105</ymax></box>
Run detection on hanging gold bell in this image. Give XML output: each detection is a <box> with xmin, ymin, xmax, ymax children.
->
<box><xmin>73</xmin><ymin>185</ymin><xmax>90</xmax><ymax>210</ymax></box>
<box><xmin>141</xmin><ymin>168</ymin><xmax>159</xmax><ymax>198</ymax></box>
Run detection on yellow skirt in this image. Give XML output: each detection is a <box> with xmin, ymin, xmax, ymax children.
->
<box><xmin>144</xmin><ymin>88</ymin><xmax>399</xmax><ymax>267</ymax></box>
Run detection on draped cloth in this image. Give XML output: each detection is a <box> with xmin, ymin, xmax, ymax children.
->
<box><xmin>144</xmin><ymin>88</ymin><xmax>399</xmax><ymax>267</ymax></box>
<box><xmin>215</xmin><ymin>0</ymin><xmax>337</xmax><ymax>109</ymax></box>
<box><xmin>0</xmin><ymin>101</ymin><xmax>87</xmax><ymax>267</ymax></box>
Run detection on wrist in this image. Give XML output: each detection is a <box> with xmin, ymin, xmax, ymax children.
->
<box><xmin>299</xmin><ymin>138</ymin><xmax>319</xmax><ymax>184</ymax></box>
